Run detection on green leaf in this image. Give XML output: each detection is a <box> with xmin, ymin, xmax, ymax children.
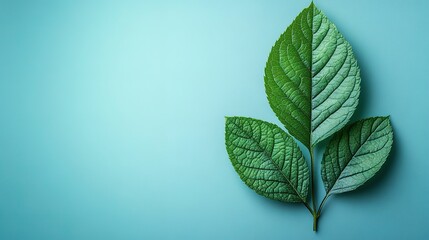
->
<box><xmin>321</xmin><ymin>117</ymin><xmax>393</xmax><ymax>195</ymax></box>
<box><xmin>225</xmin><ymin>117</ymin><xmax>309</xmax><ymax>203</ymax></box>
<box><xmin>264</xmin><ymin>3</ymin><xmax>361</xmax><ymax>149</ymax></box>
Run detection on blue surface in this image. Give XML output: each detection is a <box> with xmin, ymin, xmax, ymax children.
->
<box><xmin>1</xmin><ymin>0</ymin><xmax>428</xmax><ymax>239</ymax></box>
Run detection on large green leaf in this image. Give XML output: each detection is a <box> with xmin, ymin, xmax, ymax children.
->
<box><xmin>225</xmin><ymin>117</ymin><xmax>309</xmax><ymax>203</ymax></box>
<box><xmin>264</xmin><ymin>3</ymin><xmax>361</xmax><ymax>149</ymax></box>
<box><xmin>321</xmin><ymin>117</ymin><xmax>393</xmax><ymax>195</ymax></box>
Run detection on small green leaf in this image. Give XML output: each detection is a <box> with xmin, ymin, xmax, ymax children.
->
<box><xmin>321</xmin><ymin>117</ymin><xmax>393</xmax><ymax>195</ymax></box>
<box><xmin>225</xmin><ymin>117</ymin><xmax>309</xmax><ymax>203</ymax></box>
<box><xmin>264</xmin><ymin>3</ymin><xmax>360</xmax><ymax>149</ymax></box>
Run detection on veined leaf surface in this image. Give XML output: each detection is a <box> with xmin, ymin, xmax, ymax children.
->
<box><xmin>321</xmin><ymin>117</ymin><xmax>393</xmax><ymax>195</ymax></box>
<box><xmin>264</xmin><ymin>3</ymin><xmax>361</xmax><ymax>149</ymax></box>
<box><xmin>225</xmin><ymin>117</ymin><xmax>309</xmax><ymax>203</ymax></box>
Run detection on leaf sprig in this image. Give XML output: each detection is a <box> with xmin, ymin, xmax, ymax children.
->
<box><xmin>225</xmin><ymin>2</ymin><xmax>393</xmax><ymax>231</ymax></box>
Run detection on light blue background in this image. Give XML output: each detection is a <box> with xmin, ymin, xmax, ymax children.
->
<box><xmin>1</xmin><ymin>0</ymin><xmax>428</xmax><ymax>239</ymax></box>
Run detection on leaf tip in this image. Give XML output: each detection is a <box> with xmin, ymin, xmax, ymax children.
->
<box><xmin>309</xmin><ymin>1</ymin><xmax>317</xmax><ymax>10</ymax></box>
<box><xmin>382</xmin><ymin>115</ymin><xmax>392</xmax><ymax>124</ymax></box>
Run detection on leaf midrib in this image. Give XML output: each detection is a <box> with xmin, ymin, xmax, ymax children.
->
<box><xmin>325</xmin><ymin>119</ymin><xmax>387</xmax><ymax>194</ymax></box>
<box><xmin>230</xmin><ymin>120</ymin><xmax>307</xmax><ymax>202</ymax></box>
<box><xmin>309</xmin><ymin>4</ymin><xmax>315</xmax><ymax>147</ymax></box>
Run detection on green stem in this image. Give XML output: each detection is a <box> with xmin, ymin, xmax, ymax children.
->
<box><xmin>313</xmin><ymin>213</ymin><xmax>318</xmax><ymax>231</ymax></box>
<box><xmin>303</xmin><ymin>201</ymin><xmax>313</xmax><ymax>215</ymax></box>
<box><xmin>309</xmin><ymin>147</ymin><xmax>317</xmax><ymax>231</ymax></box>
<box><xmin>317</xmin><ymin>194</ymin><xmax>330</xmax><ymax>217</ymax></box>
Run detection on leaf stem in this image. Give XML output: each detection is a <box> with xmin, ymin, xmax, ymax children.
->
<box><xmin>313</xmin><ymin>213</ymin><xmax>318</xmax><ymax>231</ymax></box>
<box><xmin>309</xmin><ymin>147</ymin><xmax>319</xmax><ymax>231</ymax></box>
<box><xmin>303</xmin><ymin>201</ymin><xmax>313</xmax><ymax>215</ymax></box>
<box><xmin>317</xmin><ymin>194</ymin><xmax>330</xmax><ymax>217</ymax></box>
<box><xmin>310</xmin><ymin>147</ymin><xmax>316</xmax><ymax>213</ymax></box>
